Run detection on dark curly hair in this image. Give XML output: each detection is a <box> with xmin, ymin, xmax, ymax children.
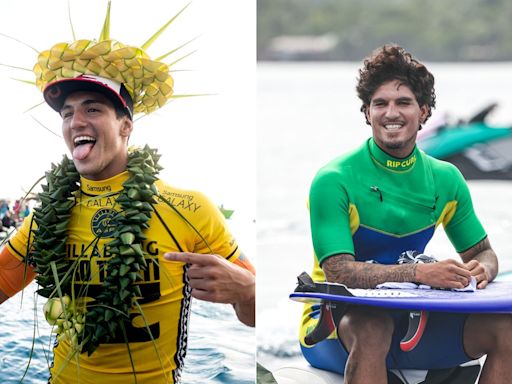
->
<box><xmin>356</xmin><ymin>44</ymin><xmax>436</xmax><ymax>125</ymax></box>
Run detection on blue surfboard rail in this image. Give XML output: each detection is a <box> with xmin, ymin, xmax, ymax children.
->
<box><xmin>290</xmin><ymin>281</ymin><xmax>512</xmax><ymax>313</ymax></box>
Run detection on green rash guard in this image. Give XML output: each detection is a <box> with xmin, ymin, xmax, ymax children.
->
<box><xmin>300</xmin><ymin>138</ymin><xmax>487</xmax><ymax>345</ymax></box>
<box><xmin>309</xmin><ymin>137</ymin><xmax>486</xmax><ymax>277</ymax></box>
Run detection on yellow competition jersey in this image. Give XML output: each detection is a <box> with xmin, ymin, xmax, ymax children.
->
<box><xmin>7</xmin><ymin>172</ymin><xmax>241</xmax><ymax>384</ymax></box>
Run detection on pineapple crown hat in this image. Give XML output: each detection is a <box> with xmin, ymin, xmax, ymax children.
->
<box><xmin>32</xmin><ymin>1</ymin><xmax>188</xmax><ymax>119</ymax></box>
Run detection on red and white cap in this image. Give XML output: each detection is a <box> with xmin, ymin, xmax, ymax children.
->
<box><xmin>43</xmin><ymin>75</ymin><xmax>133</xmax><ymax>119</ymax></box>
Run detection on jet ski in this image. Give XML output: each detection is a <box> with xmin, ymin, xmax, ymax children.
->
<box><xmin>418</xmin><ymin>103</ymin><xmax>512</xmax><ymax>180</ymax></box>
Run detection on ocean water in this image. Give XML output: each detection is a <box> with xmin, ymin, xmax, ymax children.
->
<box><xmin>257</xmin><ymin>61</ymin><xmax>512</xmax><ymax>370</ymax></box>
<box><xmin>0</xmin><ymin>218</ymin><xmax>255</xmax><ymax>384</ymax></box>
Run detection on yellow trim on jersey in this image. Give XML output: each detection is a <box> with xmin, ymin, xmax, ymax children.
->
<box><xmin>436</xmin><ymin>201</ymin><xmax>458</xmax><ymax>228</ymax></box>
<box><xmin>348</xmin><ymin>203</ymin><xmax>360</xmax><ymax>235</ymax></box>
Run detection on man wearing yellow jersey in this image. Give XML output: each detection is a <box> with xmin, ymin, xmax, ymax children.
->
<box><xmin>0</xmin><ymin>28</ymin><xmax>254</xmax><ymax>384</ymax></box>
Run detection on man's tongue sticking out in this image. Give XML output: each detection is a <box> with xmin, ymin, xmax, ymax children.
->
<box><xmin>73</xmin><ymin>142</ymin><xmax>95</xmax><ymax>161</ymax></box>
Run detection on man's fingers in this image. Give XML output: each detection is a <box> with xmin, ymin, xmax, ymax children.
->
<box><xmin>451</xmin><ymin>264</ymin><xmax>472</xmax><ymax>278</ymax></box>
<box><xmin>190</xmin><ymin>288</ymin><xmax>208</xmax><ymax>301</ymax></box>
<box><xmin>190</xmin><ymin>288</ymin><xmax>221</xmax><ymax>303</ymax></box>
<box><xmin>189</xmin><ymin>276</ymin><xmax>213</xmax><ymax>289</ymax></box>
<box><xmin>164</xmin><ymin>252</ymin><xmax>220</xmax><ymax>266</ymax></box>
<box><xmin>473</xmin><ymin>270</ymin><xmax>489</xmax><ymax>288</ymax></box>
<box><xmin>188</xmin><ymin>278</ymin><xmax>225</xmax><ymax>302</ymax></box>
<box><xmin>465</xmin><ymin>260</ymin><xmax>487</xmax><ymax>280</ymax></box>
<box><xmin>441</xmin><ymin>259</ymin><xmax>472</xmax><ymax>280</ymax></box>
<box><xmin>445</xmin><ymin>266</ymin><xmax>471</xmax><ymax>287</ymax></box>
<box><xmin>442</xmin><ymin>258</ymin><xmax>468</xmax><ymax>269</ymax></box>
<box><xmin>465</xmin><ymin>259</ymin><xmax>479</xmax><ymax>270</ymax></box>
<box><xmin>456</xmin><ymin>276</ymin><xmax>470</xmax><ymax>287</ymax></box>
<box><xmin>188</xmin><ymin>266</ymin><xmax>208</xmax><ymax>279</ymax></box>
<box><xmin>464</xmin><ymin>260</ymin><xmax>491</xmax><ymax>289</ymax></box>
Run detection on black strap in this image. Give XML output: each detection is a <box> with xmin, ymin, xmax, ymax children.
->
<box><xmin>295</xmin><ymin>271</ymin><xmax>354</xmax><ymax>296</ymax></box>
<box><xmin>297</xmin><ymin>272</ymin><xmax>350</xmax><ymax>346</ymax></box>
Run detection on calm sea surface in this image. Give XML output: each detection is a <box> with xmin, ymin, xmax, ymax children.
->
<box><xmin>257</xmin><ymin>62</ymin><xmax>512</xmax><ymax>369</ymax></box>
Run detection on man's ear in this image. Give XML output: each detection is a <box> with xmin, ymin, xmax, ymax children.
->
<box><xmin>420</xmin><ymin>105</ymin><xmax>429</xmax><ymax>123</ymax></box>
<box><xmin>364</xmin><ymin>106</ymin><xmax>371</xmax><ymax>125</ymax></box>
<box><xmin>120</xmin><ymin>117</ymin><xmax>134</xmax><ymax>138</ymax></box>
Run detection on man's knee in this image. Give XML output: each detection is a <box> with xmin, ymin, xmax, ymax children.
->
<box><xmin>339</xmin><ymin>308</ymin><xmax>394</xmax><ymax>352</ymax></box>
<box><xmin>465</xmin><ymin>313</ymin><xmax>512</xmax><ymax>357</ymax></box>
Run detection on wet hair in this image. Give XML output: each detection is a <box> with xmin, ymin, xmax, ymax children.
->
<box><xmin>356</xmin><ymin>44</ymin><xmax>436</xmax><ymax>125</ymax></box>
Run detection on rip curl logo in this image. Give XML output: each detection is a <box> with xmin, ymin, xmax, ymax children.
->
<box><xmin>386</xmin><ymin>155</ymin><xmax>416</xmax><ymax>169</ymax></box>
<box><xmin>91</xmin><ymin>208</ymin><xmax>118</xmax><ymax>237</ymax></box>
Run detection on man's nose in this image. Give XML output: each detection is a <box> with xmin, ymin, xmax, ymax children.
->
<box><xmin>384</xmin><ymin>103</ymin><xmax>399</xmax><ymax>119</ymax></box>
<box><xmin>69</xmin><ymin>111</ymin><xmax>87</xmax><ymax>129</ymax></box>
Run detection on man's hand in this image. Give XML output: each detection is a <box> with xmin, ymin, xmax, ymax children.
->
<box><xmin>164</xmin><ymin>252</ymin><xmax>255</xmax><ymax>326</ymax></box>
<box><xmin>415</xmin><ymin>259</ymin><xmax>472</xmax><ymax>289</ymax></box>
<box><xmin>465</xmin><ymin>259</ymin><xmax>491</xmax><ymax>289</ymax></box>
<box><xmin>459</xmin><ymin>237</ymin><xmax>498</xmax><ymax>289</ymax></box>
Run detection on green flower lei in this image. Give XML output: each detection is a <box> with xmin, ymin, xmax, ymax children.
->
<box><xmin>31</xmin><ymin>145</ymin><xmax>162</xmax><ymax>356</ymax></box>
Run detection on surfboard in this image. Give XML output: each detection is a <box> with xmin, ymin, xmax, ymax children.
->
<box><xmin>290</xmin><ymin>280</ymin><xmax>512</xmax><ymax>313</ymax></box>
<box><xmin>275</xmin><ymin>272</ymin><xmax>512</xmax><ymax>384</ymax></box>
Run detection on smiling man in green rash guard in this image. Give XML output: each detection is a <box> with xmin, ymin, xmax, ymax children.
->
<box><xmin>299</xmin><ymin>44</ymin><xmax>512</xmax><ymax>384</ymax></box>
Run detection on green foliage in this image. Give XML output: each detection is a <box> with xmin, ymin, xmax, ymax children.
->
<box><xmin>258</xmin><ymin>0</ymin><xmax>512</xmax><ymax>61</ymax></box>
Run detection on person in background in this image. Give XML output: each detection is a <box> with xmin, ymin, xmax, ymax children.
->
<box><xmin>17</xmin><ymin>201</ymin><xmax>30</xmax><ymax>222</ymax></box>
<box><xmin>0</xmin><ymin>200</ymin><xmax>9</xmax><ymax>219</ymax></box>
<box><xmin>1</xmin><ymin>210</ymin><xmax>16</xmax><ymax>230</ymax></box>
<box><xmin>12</xmin><ymin>200</ymin><xmax>20</xmax><ymax>222</ymax></box>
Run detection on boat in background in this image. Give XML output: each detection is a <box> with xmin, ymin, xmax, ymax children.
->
<box><xmin>418</xmin><ymin>103</ymin><xmax>512</xmax><ymax>180</ymax></box>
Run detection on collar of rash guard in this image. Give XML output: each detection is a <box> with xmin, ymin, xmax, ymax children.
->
<box><xmin>368</xmin><ymin>138</ymin><xmax>418</xmax><ymax>173</ymax></box>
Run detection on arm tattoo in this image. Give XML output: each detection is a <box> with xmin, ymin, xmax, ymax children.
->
<box><xmin>459</xmin><ymin>237</ymin><xmax>498</xmax><ymax>281</ymax></box>
<box><xmin>321</xmin><ymin>254</ymin><xmax>417</xmax><ymax>289</ymax></box>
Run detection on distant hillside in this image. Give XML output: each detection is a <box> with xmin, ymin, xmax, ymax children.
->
<box><xmin>258</xmin><ymin>0</ymin><xmax>512</xmax><ymax>61</ymax></box>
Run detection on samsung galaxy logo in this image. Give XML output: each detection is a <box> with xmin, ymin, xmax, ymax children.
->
<box><xmin>86</xmin><ymin>184</ymin><xmax>112</xmax><ymax>193</ymax></box>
